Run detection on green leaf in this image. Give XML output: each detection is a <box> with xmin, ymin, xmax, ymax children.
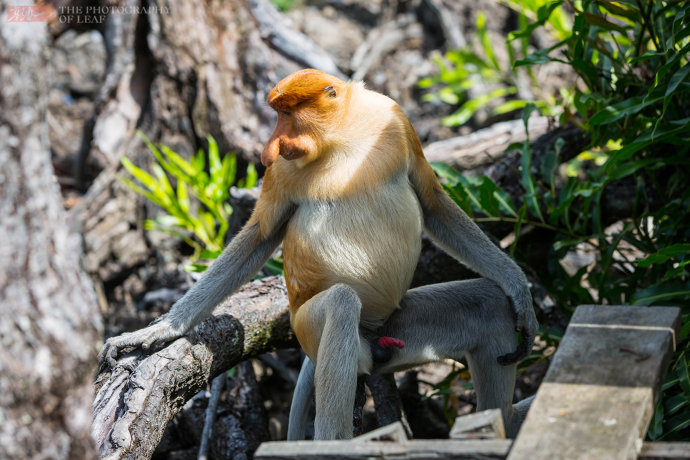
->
<box><xmin>219</xmin><ymin>154</ymin><xmax>237</xmax><ymax>192</ymax></box>
<box><xmin>185</xmin><ymin>263</ymin><xmax>209</xmax><ymax>273</ymax></box>
<box><xmin>631</xmin><ymin>283</ymin><xmax>690</xmax><ymax>306</ymax></box>
<box><xmin>648</xmin><ymin>399</ymin><xmax>664</xmax><ymax>441</ymax></box>
<box><xmin>663</xmin><ymin>393</ymin><xmax>689</xmax><ymax>417</ymax></box>
<box><xmin>662</xmin><ymin>410</ymin><xmax>690</xmax><ymax>439</ymax></box>
<box><xmin>550</xmin><ymin>177</ymin><xmax>577</xmax><ymax>228</ymax></box>
<box><xmin>121</xmin><ymin>157</ymin><xmax>157</xmax><ymax>191</ymax></box>
<box><xmin>151</xmin><ymin>215</ymin><xmax>187</xmax><ymax>228</ymax></box>
<box><xmin>606</xmin><ymin>158</ymin><xmax>656</xmax><ymax>182</ymax></box>
<box><xmin>438</xmin><ymin>87</ymin><xmax>461</xmax><ymax>105</ymax></box>
<box><xmin>677</xmin><ymin>356</ymin><xmax>690</xmax><ymax>400</ymax></box>
<box><xmin>514</xmin><ymin>40</ymin><xmax>568</xmax><ymax>67</ymax></box>
<box><xmin>244</xmin><ymin>162</ymin><xmax>258</xmax><ymax>189</ymax></box>
<box><xmin>522</xmin><ymin>103</ymin><xmax>537</xmax><ymax>131</ymax></box>
<box><xmin>431</xmin><ymin>162</ymin><xmax>463</xmax><ymax>184</ymax></box>
<box><xmin>590</xmin><ymin>88</ymin><xmax>666</xmax><ymax>126</ymax></box>
<box><xmin>208</xmin><ymin>135</ymin><xmax>221</xmax><ymax>177</ymax></box>
<box><xmin>520</xmin><ymin>104</ymin><xmax>543</xmax><ymax>222</ymax></box>
<box><xmin>598</xmin><ymin>0</ymin><xmax>639</xmax><ymax>21</ymax></box>
<box><xmin>177</xmin><ymin>180</ymin><xmax>190</xmax><ymax>212</ymax></box>
<box><xmin>638</xmin><ymin>244</ymin><xmax>690</xmax><ymax>268</ymax></box>
<box><xmin>160</xmin><ymin>145</ymin><xmax>196</xmax><ymax>178</ymax></box>
<box><xmin>477</xmin><ymin>11</ymin><xmax>500</xmax><ymax>71</ymax></box>
<box><xmin>629</xmin><ymin>51</ymin><xmax>667</xmax><ymax>65</ymax></box>
<box><xmin>540</xmin><ymin>137</ymin><xmax>562</xmax><ymax>189</ymax></box>
<box><xmin>118</xmin><ymin>175</ymin><xmax>160</xmax><ymax>207</ymax></box>
<box><xmin>582</xmin><ymin>11</ymin><xmax>628</xmax><ymax>35</ymax></box>
<box><xmin>553</xmin><ymin>236</ymin><xmax>590</xmax><ymax>252</ymax></box>
<box><xmin>442</xmin><ymin>87</ymin><xmax>517</xmax><ymax>127</ymax></box>
<box><xmin>152</xmin><ymin>164</ymin><xmax>176</xmax><ymax>205</ymax></box>
<box><xmin>192</xmin><ymin>148</ymin><xmax>206</xmax><ymax>175</ymax></box>
<box><xmin>494</xmin><ymin>99</ymin><xmax>529</xmax><ymax>115</ymax></box>
<box><xmin>455</xmin><ymin>176</ymin><xmax>484</xmax><ymax>213</ymax></box>
<box><xmin>665</xmin><ymin>65</ymin><xmax>690</xmax><ymax>100</ymax></box>
<box><xmin>494</xmin><ymin>185</ymin><xmax>519</xmax><ymax>218</ymax></box>
<box><xmin>199</xmin><ymin>249</ymin><xmax>222</xmax><ymax>259</ymax></box>
<box><xmin>508</xmin><ymin>1</ymin><xmax>564</xmax><ymax>41</ymax></box>
<box><xmin>597</xmin><ymin>223</ymin><xmax>629</xmax><ymax>287</ymax></box>
<box><xmin>262</xmin><ymin>258</ymin><xmax>284</xmax><ymax>276</ymax></box>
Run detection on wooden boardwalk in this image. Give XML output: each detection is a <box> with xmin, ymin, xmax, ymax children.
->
<box><xmin>256</xmin><ymin>305</ymin><xmax>687</xmax><ymax>460</ymax></box>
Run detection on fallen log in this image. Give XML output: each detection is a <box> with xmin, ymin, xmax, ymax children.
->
<box><xmin>92</xmin><ymin>276</ymin><xmax>295</xmax><ymax>460</ymax></box>
<box><xmin>423</xmin><ymin>117</ymin><xmax>550</xmax><ymax>171</ymax></box>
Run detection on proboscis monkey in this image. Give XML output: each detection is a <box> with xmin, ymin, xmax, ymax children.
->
<box><xmin>100</xmin><ymin>69</ymin><xmax>537</xmax><ymax>440</ymax></box>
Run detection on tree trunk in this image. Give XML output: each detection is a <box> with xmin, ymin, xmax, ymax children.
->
<box><xmin>72</xmin><ymin>0</ymin><xmax>343</xmax><ymax>192</ymax></box>
<box><xmin>0</xmin><ymin>3</ymin><xmax>102</xmax><ymax>458</ymax></box>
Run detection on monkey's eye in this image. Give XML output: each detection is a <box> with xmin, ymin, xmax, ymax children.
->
<box><xmin>281</xmin><ymin>110</ymin><xmax>291</xmax><ymax>116</ymax></box>
<box><xmin>323</xmin><ymin>85</ymin><xmax>337</xmax><ymax>98</ymax></box>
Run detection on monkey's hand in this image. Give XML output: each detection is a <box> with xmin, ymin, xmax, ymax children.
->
<box><xmin>497</xmin><ymin>288</ymin><xmax>537</xmax><ymax>366</ymax></box>
<box><xmin>98</xmin><ymin>318</ymin><xmax>186</xmax><ymax>370</ymax></box>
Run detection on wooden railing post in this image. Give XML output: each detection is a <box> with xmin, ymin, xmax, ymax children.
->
<box><xmin>508</xmin><ymin>305</ymin><xmax>681</xmax><ymax>460</ymax></box>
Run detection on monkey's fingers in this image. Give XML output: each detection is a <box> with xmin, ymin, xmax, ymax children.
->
<box><xmin>98</xmin><ymin>338</ymin><xmax>131</xmax><ymax>370</ymax></box>
<box><xmin>105</xmin><ymin>345</ymin><xmax>120</xmax><ymax>370</ymax></box>
<box><xmin>98</xmin><ymin>330</ymin><xmax>155</xmax><ymax>370</ymax></box>
<box><xmin>96</xmin><ymin>341</ymin><xmax>122</xmax><ymax>371</ymax></box>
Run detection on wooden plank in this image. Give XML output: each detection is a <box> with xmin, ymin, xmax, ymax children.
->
<box><xmin>508</xmin><ymin>305</ymin><xmax>680</xmax><ymax>460</ymax></box>
<box><xmin>255</xmin><ymin>439</ymin><xmax>512</xmax><ymax>459</ymax></box>
<box><xmin>639</xmin><ymin>442</ymin><xmax>690</xmax><ymax>459</ymax></box>
<box><xmin>450</xmin><ymin>408</ymin><xmax>506</xmax><ymax>440</ymax></box>
<box><xmin>353</xmin><ymin>421</ymin><xmax>408</xmax><ymax>442</ymax></box>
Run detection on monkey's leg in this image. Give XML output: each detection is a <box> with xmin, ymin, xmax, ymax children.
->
<box><xmin>291</xmin><ymin>284</ymin><xmax>371</xmax><ymax>440</ymax></box>
<box><xmin>373</xmin><ymin>278</ymin><xmax>528</xmax><ymax>437</ymax></box>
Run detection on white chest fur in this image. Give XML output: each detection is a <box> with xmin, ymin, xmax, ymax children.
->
<box><xmin>285</xmin><ymin>175</ymin><xmax>423</xmax><ymax>327</ymax></box>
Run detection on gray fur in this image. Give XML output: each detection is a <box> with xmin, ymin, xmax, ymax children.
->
<box><xmin>296</xmin><ymin>284</ymin><xmax>363</xmax><ymax>439</ymax></box>
<box><xmin>98</xmin><ymin>152</ymin><xmax>537</xmax><ymax>443</ymax></box>
<box><xmin>290</xmin><ymin>279</ymin><xmax>533</xmax><ymax>439</ymax></box>
<box><xmin>287</xmin><ymin>356</ymin><xmax>315</xmax><ymax>440</ymax></box>
<box><xmin>98</xmin><ymin>207</ymin><xmax>294</xmax><ymax>367</ymax></box>
<box><xmin>420</xmin><ymin>190</ymin><xmax>537</xmax><ymax>364</ymax></box>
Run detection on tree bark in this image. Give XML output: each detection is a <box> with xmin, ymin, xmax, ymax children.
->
<box><xmin>93</xmin><ymin>276</ymin><xmax>295</xmax><ymax>459</ymax></box>
<box><xmin>0</xmin><ymin>3</ymin><xmax>102</xmax><ymax>458</ymax></box>
<box><xmin>72</xmin><ymin>0</ymin><xmax>343</xmax><ymax>192</ymax></box>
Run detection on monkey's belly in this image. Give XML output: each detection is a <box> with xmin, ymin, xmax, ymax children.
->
<box><xmin>283</xmin><ymin>186</ymin><xmax>423</xmax><ymax>329</ymax></box>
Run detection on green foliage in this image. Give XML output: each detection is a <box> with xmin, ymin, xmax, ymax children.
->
<box><xmin>270</xmin><ymin>0</ymin><xmax>297</xmax><ymax>13</ymax></box>
<box><xmin>120</xmin><ymin>133</ymin><xmax>258</xmax><ymax>272</ymax></box>
<box><xmin>431</xmin><ymin>0</ymin><xmax>690</xmax><ymax>439</ymax></box>
<box><xmin>419</xmin><ymin>2</ymin><xmax>572</xmax><ymax>126</ymax></box>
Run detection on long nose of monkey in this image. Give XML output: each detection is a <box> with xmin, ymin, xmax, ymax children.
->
<box><xmin>261</xmin><ymin>136</ymin><xmax>280</xmax><ymax>167</ymax></box>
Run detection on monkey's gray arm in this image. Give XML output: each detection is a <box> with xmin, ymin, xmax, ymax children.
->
<box><xmin>421</xmin><ymin>188</ymin><xmax>537</xmax><ymax>364</ymax></box>
<box><xmin>99</xmin><ymin>212</ymin><xmax>292</xmax><ymax>368</ymax></box>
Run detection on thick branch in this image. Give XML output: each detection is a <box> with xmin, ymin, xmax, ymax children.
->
<box><xmin>424</xmin><ymin>117</ymin><xmax>550</xmax><ymax>171</ymax></box>
<box><xmin>247</xmin><ymin>0</ymin><xmax>345</xmax><ymax>79</ymax></box>
<box><xmin>93</xmin><ymin>276</ymin><xmax>295</xmax><ymax>460</ymax></box>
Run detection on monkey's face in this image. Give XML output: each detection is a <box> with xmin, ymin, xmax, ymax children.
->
<box><xmin>261</xmin><ymin>69</ymin><xmax>344</xmax><ymax>168</ymax></box>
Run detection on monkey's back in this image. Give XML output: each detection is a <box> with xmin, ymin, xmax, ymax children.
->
<box><xmin>283</xmin><ymin>173</ymin><xmax>423</xmax><ymax>330</ymax></box>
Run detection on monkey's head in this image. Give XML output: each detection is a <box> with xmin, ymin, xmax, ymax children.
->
<box><xmin>262</xmin><ymin>69</ymin><xmax>346</xmax><ymax>167</ymax></box>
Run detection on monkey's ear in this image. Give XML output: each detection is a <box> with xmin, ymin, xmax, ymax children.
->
<box><xmin>323</xmin><ymin>85</ymin><xmax>337</xmax><ymax>98</ymax></box>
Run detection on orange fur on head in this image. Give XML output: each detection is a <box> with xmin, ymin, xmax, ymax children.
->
<box><xmin>262</xmin><ymin>69</ymin><xmax>345</xmax><ymax>167</ymax></box>
<box><xmin>267</xmin><ymin>69</ymin><xmax>344</xmax><ymax>112</ymax></box>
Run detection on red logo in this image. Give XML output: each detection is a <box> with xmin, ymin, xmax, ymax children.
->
<box><xmin>6</xmin><ymin>5</ymin><xmax>57</xmax><ymax>22</ymax></box>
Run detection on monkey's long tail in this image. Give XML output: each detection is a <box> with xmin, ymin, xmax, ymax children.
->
<box><xmin>287</xmin><ymin>356</ymin><xmax>316</xmax><ymax>440</ymax></box>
